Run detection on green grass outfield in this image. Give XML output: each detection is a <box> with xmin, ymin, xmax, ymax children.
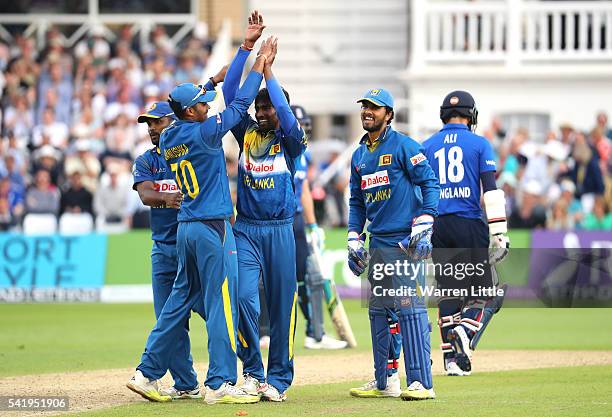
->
<box><xmin>80</xmin><ymin>365</ymin><xmax>612</xmax><ymax>417</ymax></box>
<box><xmin>105</xmin><ymin>229</ymin><xmax>533</xmax><ymax>285</ymax></box>
<box><xmin>1</xmin><ymin>301</ymin><xmax>611</xmax><ymax>377</ymax></box>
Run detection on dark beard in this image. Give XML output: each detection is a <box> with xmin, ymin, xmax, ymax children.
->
<box><xmin>363</xmin><ymin>119</ymin><xmax>385</xmax><ymax>132</ymax></box>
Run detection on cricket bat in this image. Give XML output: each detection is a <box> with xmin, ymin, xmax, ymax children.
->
<box><xmin>311</xmin><ymin>244</ymin><xmax>358</xmax><ymax>348</ymax></box>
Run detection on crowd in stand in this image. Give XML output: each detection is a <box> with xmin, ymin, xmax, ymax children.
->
<box><xmin>0</xmin><ymin>26</ymin><xmax>610</xmax><ymax>232</ymax></box>
<box><xmin>0</xmin><ymin>26</ymin><xmax>214</xmax><ymax>231</ymax></box>
<box><xmin>482</xmin><ymin>115</ymin><xmax>612</xmax><ymax>231</ymax></box>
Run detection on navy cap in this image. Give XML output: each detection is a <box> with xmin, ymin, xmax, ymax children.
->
<box><xmin>137</xmin><ymin>101</ymin><xmax>176</xmax><ymax>123</ymax></box>
<box><xmin>168</xmin><ymin>83</ymin><xmax>217</xmax><ymax>110</ymax></box>
<box><xmin>357</xmin><ymin>88</ymin><xmax>394</xmax><ymax>109</ymax></box>
<box><xmin>290</xmin><ymin>105</ymin><xmax>311</xmax><ymax>125</ymax></box>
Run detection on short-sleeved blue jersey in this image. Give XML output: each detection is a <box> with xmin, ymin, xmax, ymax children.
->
<box><xmin>294</xmin><ymin>150</ymin><xmax>310</xmax><ymax>214</ymax></box>
<box><xmin>160</xmin><ymin>70</ymin><xmax>263</xmax><ymax>222</ymax></box>
<box><xmin>422</xmin><ymin>123</ymin><xmax>497</xmax><ymax>219</ymax></box>
<box><xmin>132</xmin><ymin>147</ymin><xmax>179</xmax><ymax>243</ymax></box>
<box><xmin>348</xmin><ymin>126</ymin><xmax>440</xmax><ymax>235</ymax></box>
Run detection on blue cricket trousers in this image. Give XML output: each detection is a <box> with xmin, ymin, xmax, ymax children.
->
<box><xmin>139</xmin><ymin>220</ymin><xmax>239</xmax><ymax>389</ymax></box>
<box><xmin>234</xmin><ymin>216</ymin><xmax>298</xmax><ymax>393</ymax></box>
<box><xmin>151</xmin><ymin>240</ymin><xmax>198</xmax><ymax>391</ymax></box>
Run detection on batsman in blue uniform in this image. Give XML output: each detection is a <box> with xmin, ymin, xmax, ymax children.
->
<box><xmin>127</xmin><ymin>35</ymin><xmax>275</xmax><ymax>405</ymax></box>
<box><xmin>222</xmin><ymin>23</ymin><xmax>305</xmax><ymax>401</ymax></box>
<box><xmin>348</xmin><ymin>88</ymin><xmax>439</xmax><ymax>401</ymax></box>
<box><xmin>423</xmin><ymin>91</ymin><xmax>510</xmax><ymax>377</ymax></box>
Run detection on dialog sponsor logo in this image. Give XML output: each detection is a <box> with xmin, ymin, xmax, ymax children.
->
<box><xmin>154</xmin><ymin>179</ymin><xmax>179</xmax><ymax>193</ymax></box>
<box><xmin>246</xmin><ymin>162</ymin><xmax>274</xmax><ymax>173</ymax></box>
<box><xmin>410</xmin><ymin>153</ymin><xmax>426</xmax><ymax>166</ymax></box>
<box><xmin>361</xmin><ymin>170</ymin><xmax>390</xmax><ymax>190</ymax></box>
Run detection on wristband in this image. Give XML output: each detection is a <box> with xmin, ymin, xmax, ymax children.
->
<box><xmin>256</xmin><ymin>54</ymin><xmax>268</xmax><ymax>62</ymax></box>
<box><xmin>209</xmin><ymin>77</ymin><xmax>217</xmax><ymax>87</ymax></box>
<box><xmin>306</xmin><ymin>223</ymin><xmax>317</xmax><ymax>231</ymax></box>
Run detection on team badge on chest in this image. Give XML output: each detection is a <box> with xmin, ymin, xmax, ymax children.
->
<box><xmin>379</xmin><ymin>154</ymin><xmax>392</xmax><ymax>166</ymax></box>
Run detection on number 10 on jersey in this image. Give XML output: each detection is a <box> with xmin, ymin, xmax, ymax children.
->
<box><xmin>171</xmin><ymin>160</ymin><xmax>200</xmax><ymax>198</ymax></box>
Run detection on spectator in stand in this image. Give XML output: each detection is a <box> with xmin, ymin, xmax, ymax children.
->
<box><xmin>31</xmin><ymin>145</ymin><xmax>62</xmax><ymax>186</ymax></box>
<box><xmin>567</xmin><ymin>132</ymin><xmax>605</xmax><ymax>213</ymax></box>
<box><xmin>497</xmin><ymin>171</ymin><xmax>518</xmax><ymax>218</ymax></box>
<box><xmin>104</xmin><ymin>88</ymin><xmax>139</xmax><ymax>123</ymax></box>
<box><xmin>143</xmin><ymin>57</ymin><xmax>174</xmax><ymax>98</ymax></box>
<box><xmin>31</xmin><ymin>107</ymin><xmax>69</xmax><ymax>149</ymax></box>
<box><xmin>4</xmin><ymin>56</ymin><xmax>38</xmax><ymax>100</ymax></box>
<box><xmin>596</xmin><ymin>111</ymin><xmax>612</xmax><ymax>141</ymax></box>
<box><xmin>64</xmin><ymin>139</ymin><xmax>101</xmax><ymax>192</ymax></box>
<box><xmin>501</xmin><ymin>127</ymin><xmax>528</xmax><ymax>176</ymax></box>
<box><xmin>3</xmin><ymin>153</ymin><xmax>26</xmax><ymax>196</ymax></box>
<box><xmin>3</xmin><ymin>95</ymin><xmax>34</xmax><ymax>141</ymax></box>
<box><xmin>94</xmin><ymin>164</ymin><xmax>131</xmax><ymax>225</ymax></box>
<box><xmin>25</xmin><ymin>169</ymin><xmax>60</xmax><ymax>215</ymax></box>
<box><xmin>71</xmin><ymin>106</ymin><xmax>104</xmax><ymax>142</ymax></box>
<box><xmin>581</xmin><ymin>196</ymin><xmax>612</xmax><ymax>230</ymax></box>
<box><xmin>60</xmin><ymin>169</ymin><xmax>93</xmax><ymax>215</ymax></box>
<box><xmin>175</xmin><ymin>51</ymin><xmax>204</xmax><ymax>84</ymax></box>
<box><xmin>590</xmin><ymin>126</ymin><xmax>610</xmax><ymax>175</ymax></box>
<box><xmin>0</xmin><ymin>196</ymin><xmax>12</xmax><ymax>230</ymax></box>
<box><xmin>509</xmin><ymin>179</ymin><xmax>547</xmax><ymax>229</ymax></box>
<box><xmin>547</xmin><ymin>199</ymin><xmax>574</xmax><ymax>230</ymax></box>
<box><xmin>0</xmin><ymin>176</ymin><xmax>24</xmax><ymax>225</ymax></box>
<box><xmin>558</xmin><ymin>122</ymin><xmax>576</xmax><ymax>148</ymax></box>
<box><xmin>36</xmin><ymin>61</ymin><xmax>72</xmax><ymax>124</ymax></box>
<box><xmin>74</xmin><ymin>26</ymin><xmax>110</xmax><ymax>65</ymax></box>
<box><xmin>100</xmin><ymin>128</ymin><xmax>133</xmax><ymax>173</ymax></box>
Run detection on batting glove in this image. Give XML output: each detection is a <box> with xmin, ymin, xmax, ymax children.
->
<box><xmin>347</xmin><ymin>231</ymin><xmax>369</xmax><ymax>276</ymax></box>
<box><xmin>399</xmin><ymin>215</ymin><xmax>434</xmax><ymax>261</ymax></box>
<box><xmin>306</xmin><ymin>223</ymin><xmax>326</xmax><ymax>253</ymax></box>
<box><xmin>489</xmin><ymin>233</ymin><xmax>510</xmax><ymax>264</ymax></box>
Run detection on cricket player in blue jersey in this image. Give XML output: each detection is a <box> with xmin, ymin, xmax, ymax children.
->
<box><xmin>126</xmin><ymin>35</ymin><xmax>275</xmax><ymax>405</ymax></box>
<box><xmin>258</xmin><ymin>105</ymin><xmax>347</xmax><ymax>350</ymax></box>
<box><xmin>133</xmin><ymin>100</ymin><xmax>198</xmax><ymax>399</ymax></box>
<box><xmin>347</xmin><ymin>88</ymin><xmax>439</xmax><ymax>401</ymax></box>
<box><xmin>221</xmin><ymin>16</ymin><xmax>306</xmax><ymax>401</ymax></box>
<box><xmin>423</xmin><ymin>90</ymin><xmax>510</xmax><ymax>377</ymax></box>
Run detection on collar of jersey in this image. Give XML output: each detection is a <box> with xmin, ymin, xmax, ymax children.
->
<box><xmin>360</xmin><ymin>125</ymin><xmax>392</xmax><ymax>145</ymax></box>
<box><xmin>441</xmin><ymin>123</ymin><xmax>469</xmax><ymax>131</ymax></box>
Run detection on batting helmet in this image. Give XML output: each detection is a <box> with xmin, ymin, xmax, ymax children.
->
<box><xmin>440</xmin><ymin>90</ymin><xmax>478</xmax><ymax>130</ymax></box>
<box><xmin>290</xmin><ymin>104</ymin><xmax>312</xmax><ymax>137</ymax></box>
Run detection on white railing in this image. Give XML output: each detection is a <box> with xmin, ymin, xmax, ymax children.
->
<box><xmin>411</xmin><ymin>0</ymin><xmax>612</xmax><ymax>66</ymax></box>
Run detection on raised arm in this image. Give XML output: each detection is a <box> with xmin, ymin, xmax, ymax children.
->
<box><xmin>222</xmin><ymin>10</ymin><xmax>265</xmax><ymax>105</ymax></box>
<box><xmin>200</xmin><ymin>37</ymin><xmax>275</xmax><ymax>147</ymax></box>
<box><xmin>264</xmin><ymin>39</ymin><xmax>306</xmax><ymax>157</ymax></box>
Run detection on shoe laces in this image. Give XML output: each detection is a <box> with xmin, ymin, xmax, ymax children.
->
<box><xmin>408</xmin><ymin>381</ymin><xmax>425</xmax><ymax>390</ymax></box>
<box><xmin>362</xmin><ymin>379</ymin><xmax>378</xmax><ymax>390</ymax></box>
<box><xmin>224</xmin><ymin>383</ymin><xmax>249</xmax><ymax>396</ymax></box>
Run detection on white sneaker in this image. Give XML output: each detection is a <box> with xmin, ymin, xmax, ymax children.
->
<box><xmin>400</xmin><ymin>381</ymin><xmax>436</xmax><ymax>401</ymax></box>
<box><xmin>159</xmin><ymin>385</ymin><xmax>202</xmax><ymax>399</ymax></box>
<box><xmin>126</xmin><ymin>370</ymin><xmax>172</xmax><ymax>402</ymax></box>
<box><xmin>205</xmin><ymin>382</ymin><xmax>260</xmax><ymax>405</ymax></box>
<box><xmin>449</xmin><ymin>326</ymin><xmax>473</xmax><ymax>358</ymax></box>
<box><xmin>304</xmin><ymin>335</ymin><xmax>348</xmax><ymax>350</ymax></box>
<box><xmin>349</xmin><ymin>373</ymin><xmax>401</xmax><ymax>398</ymax></box>
<box><xmin>446</xmin><ymin>361</ymin><xmax>471</xmax><ymax>377</ymax></box>
<box><xmin>241</xmin><ymin>374</ymin><xmax>262</xmax><ymax>396</ymax></box>
<box><xmin>259</xmin><ymin>335</ymin><xmax>270</xmax><ymax>350</ymax></box>
<box><xmin>258</xmin><ymin>383</ymin><xmax>287</xmax><ymax>402</ymax></box>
